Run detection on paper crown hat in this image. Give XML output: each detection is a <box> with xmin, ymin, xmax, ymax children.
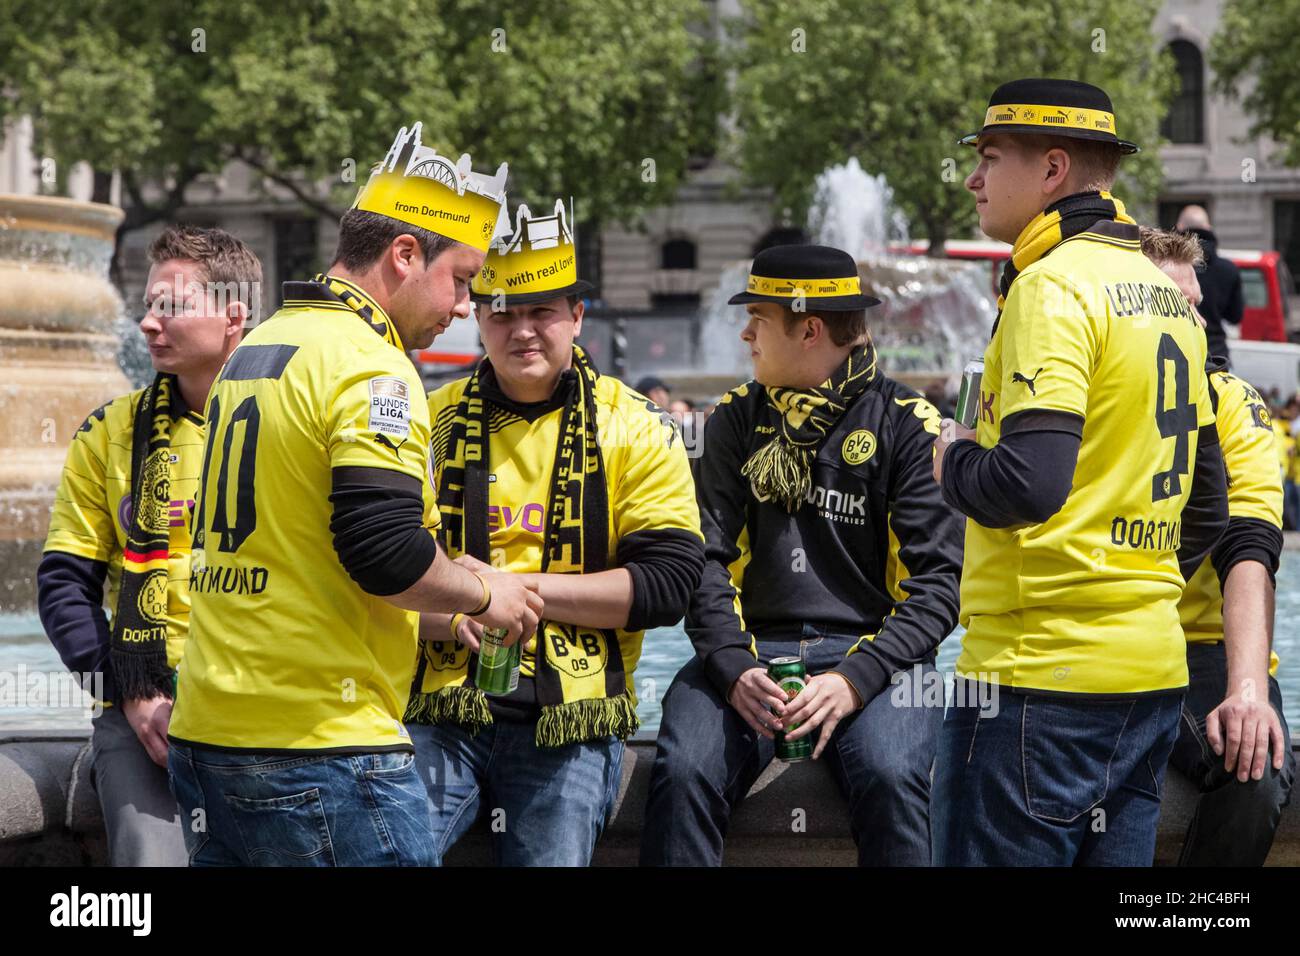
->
<box><xmin>351</xmin><ymin>122</ymin><xmax>509</xmax><ymax>252</ymax></box>
<box><xmin>471</xmin><ymin>197</ymin><xmax>594</xmax><ymax>306</ymax></box>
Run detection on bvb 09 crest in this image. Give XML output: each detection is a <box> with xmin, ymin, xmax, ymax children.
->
<box><xmin>544</xmin><ymin>622</ymin><xmax>607</xmax><ymax>677</ymax></box>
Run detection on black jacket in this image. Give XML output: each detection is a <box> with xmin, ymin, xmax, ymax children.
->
<box><xmin>687</xmin><ymin>373</ymin><xmax>964</xmax><ymax>705</ymax></box>
<box><xmin>1188</xmin><ymin>228</ymin><xmax>1244</xmax><ymax>364</ymax></box>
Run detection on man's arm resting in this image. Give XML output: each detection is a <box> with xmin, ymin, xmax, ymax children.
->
<box><xmin>36</xmin><ymin>551</ymin><xmax>116</xmax><ymax>701</ymax></box>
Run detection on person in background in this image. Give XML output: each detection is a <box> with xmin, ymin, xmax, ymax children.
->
<box><xmin>1176</xmin><ymin>205</ymin><xmax>1244</xmax><ymax>367</ymax></box>
<box><xmin>38</xmin><ymin>225</ymin><xmax>261</xmax><ymax>865</ymax></box>
<box><xmin>1142</xmin><ymin>225</ymin><xmax>1294</xmax><ymax>866</ymax></box>
<box><xmin>634</xmin><ymin>375</ymin><xmax>672</xmax><ymax>410</ymax></box>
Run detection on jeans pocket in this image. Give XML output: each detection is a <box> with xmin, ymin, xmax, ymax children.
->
<box><xmin>364</xmin><ymin>752</ymin><xmax>417</xmax><ymax>779</ymax></box>
<box><xmin>224</xmin><ymin>787</ymin><xmax>335</xmax><ymax>865</ymax></box>
<box><xmin>1021</xmin><ymin>696</ymin><xmax>1135</xmax><ymax>823</ymax></box>
<box><xmin>167</xmin><ymin>746</ymin><xmax>208</xmax><ymax>865</ymax></box>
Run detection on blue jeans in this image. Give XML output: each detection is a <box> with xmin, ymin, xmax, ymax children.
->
<box><xmin>1168</xmin><ymin>642</ymin><xmax>1295</xmax><ymax>865</ymax></box>
<box><xmin>168</xmin><ymin>743</ymin><xmax>437</xmax><ymax>866</ymax></box>
<box><xmin>641</xmin><ymin>630</ymin><xmax>943</xmax><ymax>866</ymax></box>
<box><xmin>409</xmin><ymin>721</ymin><xmax>624</xmax><ymax>866</ymax></box>
<box><xmin>931</xmin><ymin>679</ymin><xmax>1183</xmax><ymax>866</ymax></box>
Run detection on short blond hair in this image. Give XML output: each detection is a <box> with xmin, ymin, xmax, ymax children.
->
<box><xmin>1139</xmin><ymin>226</ymin><xmax>1205</xmax><ymax>268</ymax></box>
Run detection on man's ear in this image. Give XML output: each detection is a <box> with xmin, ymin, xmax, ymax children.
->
<box><xmin>1043</xmin><ymin>147</ymin><xmax>1071</xmax><ymax>193</ymax></box>
<box><xmin>226</xmin><ymin>300</ymin><xmax>249</xmax><ymax>337</ymax></box>
<box><xmin>389</xmin><ymin>235</ymin><xmax>421</xmax><ymax>278</ymax></box>
<box><xmin>571</xmin><ymin>298</ymin><xmax>585</xmax><ymax>338</ymax></box>
<box><xmin>802</xmin><ymin>314</ymin><xmax>824</xmax><ymax>347</ymax></box>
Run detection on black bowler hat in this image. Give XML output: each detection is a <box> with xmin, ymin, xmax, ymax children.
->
<box><xmin>958</xmin><ymin>78</ymin><xmax>1140</xmax><ymax>154</ymax></box>
<box><xmin>728</xmin><ymin>244</ymin><xmax>881</xmax><ymax>310</ymax></box>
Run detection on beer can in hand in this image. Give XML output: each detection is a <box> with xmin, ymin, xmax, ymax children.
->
<box><xmin>955</xmin><ymin>358</ymin><xmax>985</xmax><ymax>429</ymax></box>
<box><xmin>769</xmin><ymin>656</ymin><xmax>813</xmax><ymax>762</ymax></box>
<box><xmin>476</xmin><ymin>627</ymin><xmax>521</xmax><ymax>696</ymax></box>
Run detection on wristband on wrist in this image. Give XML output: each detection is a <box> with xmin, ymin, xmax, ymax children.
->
<box><xmin>468</xmin><ymin>572</ymin><xmax>492</xmax><ymax>616</ymax></box>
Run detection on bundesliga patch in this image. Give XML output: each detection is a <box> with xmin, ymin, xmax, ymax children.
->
<box><xmin>368</xmin><ymin>377</ymin><xmax>411</xmax><ymax>439</ymax></box>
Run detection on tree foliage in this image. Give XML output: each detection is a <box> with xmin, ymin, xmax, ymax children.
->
<box><xmin>1210</xmin><ymin>0</ymin><xmax>1300</xmax><ymax>168</ymax></box>
<box><xmin>727</xmin><ymin>0</ymin><xmax>1176</xmax><ymax>248</ymax></box>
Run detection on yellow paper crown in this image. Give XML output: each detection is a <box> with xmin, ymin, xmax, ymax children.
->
<box><xmin>472</xmin><ymin>198</ymin><xmax>579</xmax><ymax>298</ymax></box>
<box><xmin>352</xmin><ymin>123</ymin><xmax>508</xmax><ymax>252</ymax></box>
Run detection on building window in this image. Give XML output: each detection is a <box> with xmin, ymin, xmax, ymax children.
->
<box><xmin>651</xmin><ymin>292</ymin><xmax>701</xmax><ymax>312</ymax></box>
<box><xmin>1275</xmin><ymin>201</ymin><xmax>1300</xmax><ymax>294</ymax></box>
<box><xmin>661</xmin><ymin>238</ymin><xmax>697</xmax><ymax>271</ymax></box>
<box><xmin>1161</xmin><ymin>40</ymin><xmax>1205</xmax><ymax>144</ymax></box>
<box><xmin>274</xmin><ymin>216</ymin><xmax>319</xmax><ymax>303</ymax></box>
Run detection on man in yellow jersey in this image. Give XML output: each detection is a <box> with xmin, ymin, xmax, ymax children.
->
<box><xmin>1142</xmin><ymin>227</ymin><xmax>1294</xmax><ymax>865</ymax></box>
<box><xmin>930</xmin><ymin>79</ymin><xmax>1228</xmax><ymax>866</ymax></box>
<box><xmin>168</xmin><ymin>124</ymin><xmax>543</xmax><ymax>866</ymax></box>
<box><xmin>38</xmin><ymin>225</ymin><xmax>260</xmax><ymax>865</ymax></box>
<box><xmin>406</xmin><ymin>198</ymin><xmax>704</xmax><ymax>865</ymax></box>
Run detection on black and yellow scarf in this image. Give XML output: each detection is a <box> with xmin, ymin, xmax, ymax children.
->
<box><xmin>742</xmin><ymin>340</ymin><xmax>878</xmax><ymax>512</ymax></box>
<box><xmin>110</xmin><ymin>373</ymin><xmax>180</xmax><ymax>702</ymax></box>
<box><xmin>995</xmin><ymin>190</ymin><xmax>1136</xmax><ymax>327</ymax></box>
<box><xmin>405</xmin><ymin>345</ymin><xmax>640</xmax><ymax>747</ymax></box>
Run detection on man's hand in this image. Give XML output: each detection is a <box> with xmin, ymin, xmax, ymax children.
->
<box><xmin>932</xmin><ymin>418</ymin><xmax>975</xmax><ymax>484</ymax></box>
<box><xmin>1206</xmin><ymin>679</ymin><xmax>1286</xmax><ymax>782</ymax></box>
<box><xmin>453</xmin><ymin>614</ymin><xmax>485</xmax><ymax>653</ymax></box>
<box><xmin>727</xmin><ymin>667</ymin><xmax>789</xmax><ymax>740</ymax></box>
<box><xmin>122</xmin><ymin>695</ymin><xmax>173</xmax><ymax>768</ymax></box>
<box><xmin>780</xmin><ymin>672</ymin><xmax>862</xmax><ymax>759</ymax></box>
<box><xmin>454</xmin><ymin>553</ymin><xmax>493</xmax><ymax>574</ymax></box>
<box><xmin>472</xmin><ymin>571</ymin><xmax>542</xmax><ymax>646</ymax></box>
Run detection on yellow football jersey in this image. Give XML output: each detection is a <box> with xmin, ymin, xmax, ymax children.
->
<box><xmin>44</xmin><ymin>389</ymin><xmax>205</xmax><ymax>684</ymax></box>
<box><xmin>1179</xmin><ymin>370</ymin><xmax>1282</xmax><ymax>676</ymax></box>
<box><xmin>170</xmin><ymin>278</ymin><xmax>439</xmax><ymax>752</ymax></box>
<box><xmin>958</xmin><ymin>225</ymin><xmax>1213</xmax><ymax>695</ymax></box>
<box><xmin>423</xmin><ymin>372</ymin><xmax>701</xmax><ymax>694</ymax></box>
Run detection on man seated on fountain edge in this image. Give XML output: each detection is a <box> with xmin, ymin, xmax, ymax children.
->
<box><xmin>641</xmin><ymin>243</ymin><xmax>964</xmax><ymax>866</ymax></box>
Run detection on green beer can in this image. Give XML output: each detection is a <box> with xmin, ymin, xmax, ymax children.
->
<box><xmin>476</xmin><ymin>627</ymin><xmax>521</xmax><ymax>696</ymax></box>
<box><xmin>955</xmin><ymin>358</ymin><xmax>984</xmax><ymax>429</ymax></box>
<box><xmin>769</xmin><ymin>656</ymin><xmax>812</xmax><ymax>762</ymax></box>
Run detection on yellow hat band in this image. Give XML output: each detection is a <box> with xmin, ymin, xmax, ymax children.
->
<box><xmin>473</xmin><ymin>242</ymin><xmax>578</xmax><ymax>297</ymax></box>
<box><xmin>982</xmin><ymin>103</ymin><xmax>1117</xmax><ymax>137</ymax></box>
<box><xmin>354</xmin><ymin>171</ymin><xmax>501</xmax><ymax>252</ymax></box>
<box><xmin>746</xmin><ymin>274</ymin><xmax>861</xmax><ymax>297</ymax></box>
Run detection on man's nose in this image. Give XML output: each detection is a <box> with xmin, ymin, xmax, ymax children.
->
<box><xmin>139</xmin><ymin>310</ymin><xmax>163</xmax><ymax>334</ymax></box>
<box><xmin>450</xmin><ymin>288</ymin><xmax>472</xmax><ymax>320</ymax></box>
<box><xmin>965</xmin><ymin>164</ymin><xmax>983</xmax><ymax>192</ymax></box>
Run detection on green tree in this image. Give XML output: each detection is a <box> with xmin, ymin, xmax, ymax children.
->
<box><xmin>727</xmin><ymin>0</ymin><xmax>1175</xmax><ymax>250</ymax></box>
<box><xmin>0</xmin><ymin>0</ymin><xmax>715</xmax><ymax>275</ymax></box>
<box><xmin>1210</xmin><ymin>0</ymin><xmax>1300</xmax><ymax>167</ymax></box>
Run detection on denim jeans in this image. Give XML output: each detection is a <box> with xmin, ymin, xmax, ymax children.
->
<box><xmin>1168</xmin><ymin>642</ymin><xmax>1295</xmax><ymax>865</ymax></box>
<box><xmin>931</xmin><ymin>679</ymin><xmax>1183</xmax><ymax>866</ymax></box>
<box><xmin>168</xmin><ymin>743</ymin><xmax>436</xmax><ymax>866</ymax></box>
<box><xmin>409</xmin><ymin>720</ymin><xmax>624</xmax><ymax>866</ymax></box>
<box><xmin>640</xmin><ymin>628</ymin><xmax>943</xmax><ymax>866</ymax></box>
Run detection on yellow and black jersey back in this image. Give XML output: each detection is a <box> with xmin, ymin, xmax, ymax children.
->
<box><xmin>958</xmin><ymin>224</ymin><xmax>1213</xmax><ymax>695</ymax></box>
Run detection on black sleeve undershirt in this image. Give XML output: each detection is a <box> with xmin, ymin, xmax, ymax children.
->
<box><xmin>329</xmin><ymin>466</ymin><xmax>439</xmax><ymax>596</ymax></box>
<box><xmin>617</xmin><ymin>528</ymin><xmax>706</xmax><ymax>632</ymax></box>
<box><xmin>940</xmin><ymin>409</ymin><xmax>1084</xmax><ymax>528</ymax></box>
<box><xmin>1176</xmin><ymin>424</ymin><xmax>1229</xmax><ymax>582</ymax></box>
<box><xmin>36</xmin><ymin>551</ymin><xmax>116</xmax><ymax>702</ymax></box>
<box><xmin>1211</xmin><ymin>516</ymin><xmax>1282</xmax><ymax>590</ymax></box>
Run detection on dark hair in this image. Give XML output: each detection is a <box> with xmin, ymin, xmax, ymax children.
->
<box><xmin>782</xmin><ymin>307</ymin><xmax>867</xmax><ymax>347</ymax></box>
<box><xmin>331</xmin><ymin>208</ymin><xmax>457</xmax><ymax>272</ymax></box>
